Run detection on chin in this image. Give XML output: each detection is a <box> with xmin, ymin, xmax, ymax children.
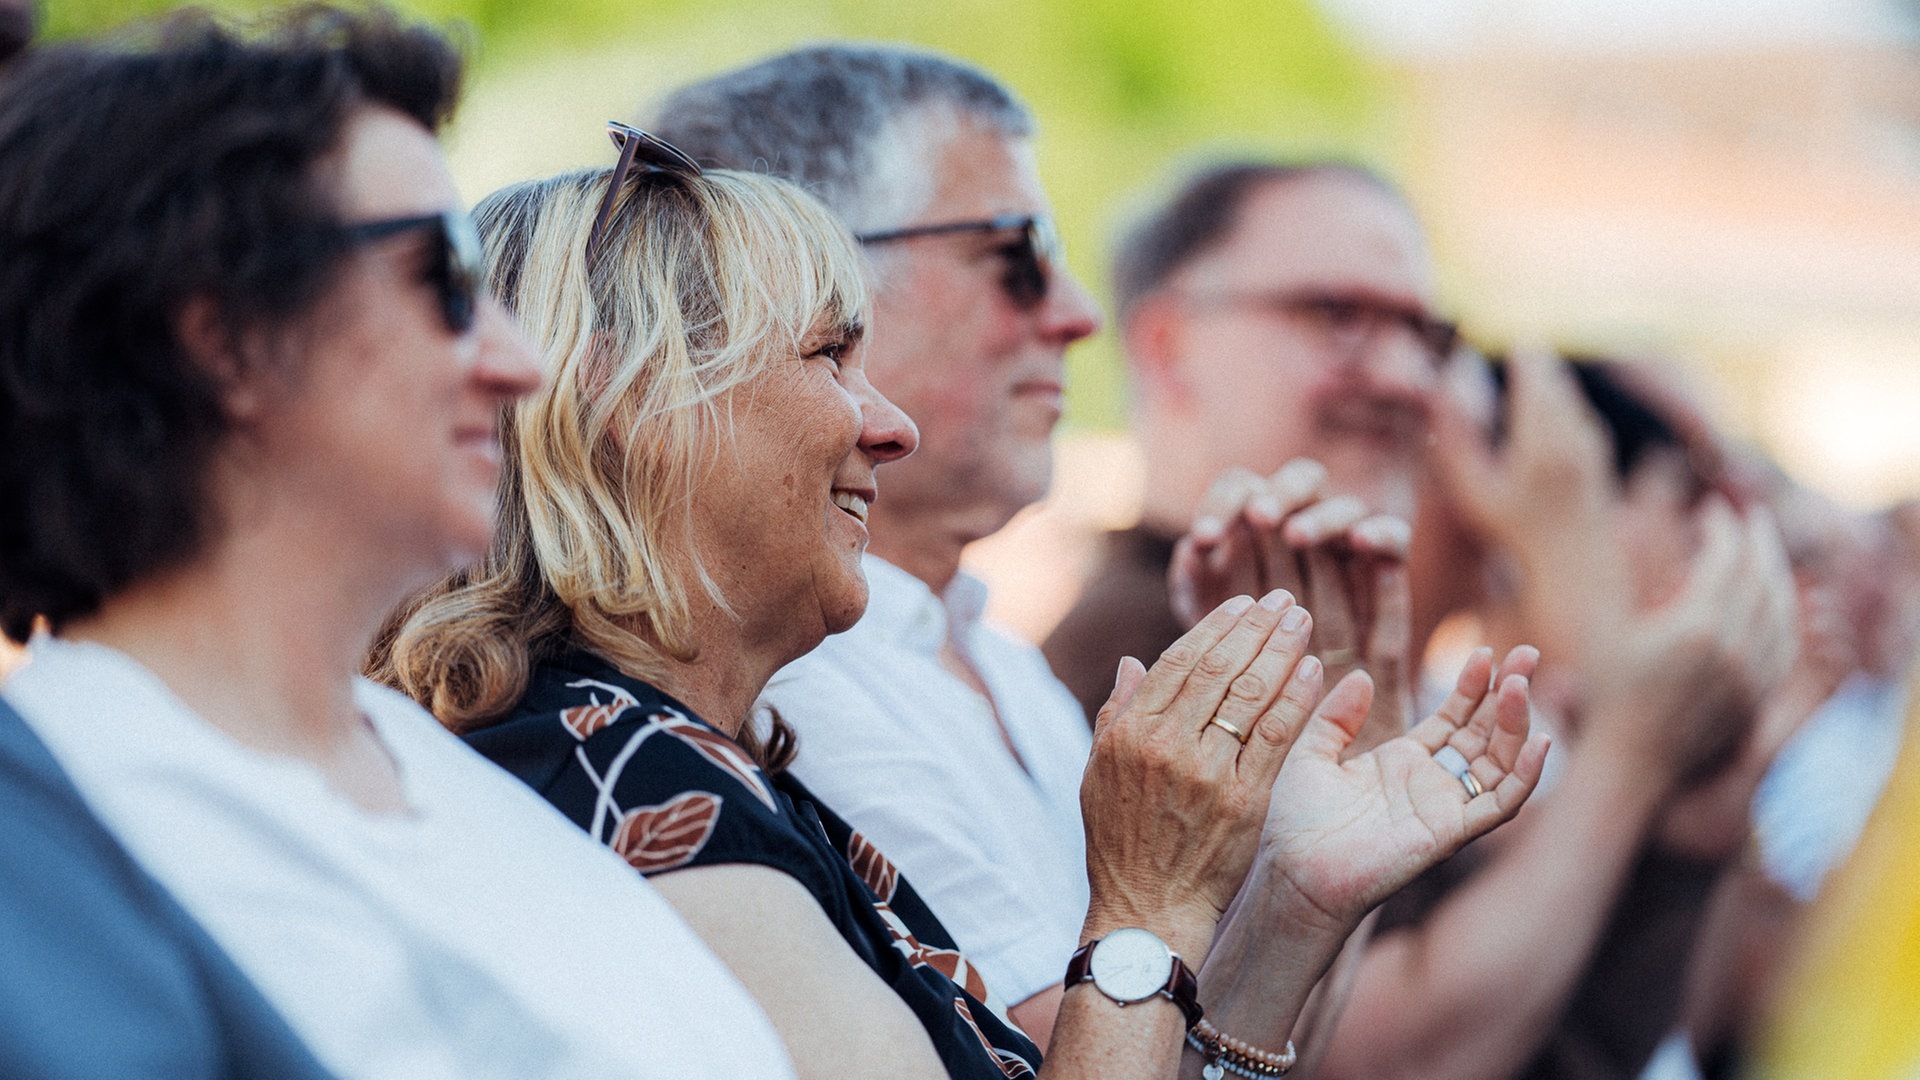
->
<box><xmin>432</xmin><ymin>503</ymin><xmax>500</xmax><ymax>573</ymax></box>
<box><xmin>820</xmin><ymin>578</ymin><xmax>871</xmax><ymax>637</ymax></box>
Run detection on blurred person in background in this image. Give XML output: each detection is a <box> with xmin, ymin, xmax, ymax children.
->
<box><xmin>0</xmin><ymin>9</ymin><xmax>792</xmax><ymax>1078</ymax></box>
<box><xmin>1044</xmin><ymin>161</ymin><xmax>1443</xmax><ymax>734</ymax></box>
<box><xmin>1674</xmin><ymin>459</ymin><xmax>1916</xmax><ymax>1078</ymax></box>
<box><xmin>1319</xmin><ymin>351</ymin><xmax>1798</xmax><ymax>1080</ymax></box>
<box><xmin>646</xmin><ymin>49</ymin><xmax>1447</xmax><ymax>1069</ymax></box>
<box><xmin>376</xmin><ymin>120</ymin><xmax>1550</xmax><ymax>1080</ymax></box>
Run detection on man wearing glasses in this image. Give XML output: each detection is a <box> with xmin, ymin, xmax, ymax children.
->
<box><xmin>651</xmin><ymin>46</ymin><xmax>1105</xmax><ymax>1047</ymax></box>
<box><xmin>1043</xmin><ymin>161</ymin><xmax>1453</xmax><ymax>729</ymax></box>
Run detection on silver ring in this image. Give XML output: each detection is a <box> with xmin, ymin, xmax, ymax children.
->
<box><xmin>1434</xmin><ymin>745</ymin><xmax>1482</xmax><ymax>798</ymax></box>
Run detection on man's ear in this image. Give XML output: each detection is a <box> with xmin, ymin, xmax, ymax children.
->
<box><xmin>1121</xmin><ymin>294</ymin><xmax>1195</xmax><ymax>413</ymax></box>
<box><xmin>174</xmin><ymin>294</ymin><xmax>268</xmax><ymax>422</ymax></box>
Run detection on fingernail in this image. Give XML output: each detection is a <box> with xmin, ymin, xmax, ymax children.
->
<box><xmin>1258</xmin><ymin>588</ymin><xmax>1291</xmax><ymax>611</ymax></box>
<box><xmin>1279</xmin><ymin>606</ymin><xmax>1309</xmax><ymax>632</ymax></box>
<box><xmin>1251</xmin><ymin>494</ymin><xmax>1282</xmax><ymax>521</ymax></box>
<box><xmin>1299</xmin><ymin>655</ymin><xmax>1323</xmax><ymax>680</ymax></box>
<box><xmin>1195</xmin><ymin>516</ymin><xmax>1224</xmax><ymax>540</ymax></box>
<box><xmin>1224</xmin><ymin>594</ymin><xmax>1255</xmax><ymax>615</ymax></box>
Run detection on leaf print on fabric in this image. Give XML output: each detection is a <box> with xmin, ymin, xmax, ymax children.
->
<box><xmin>609</xmin><ymin>791</ymin><xmax>722</xmax><ymax>873</ymax></box>
<box><xmin>846</xmin><ymin>830</ymin><xmax>900</xmax><ymax>903</ymax></box>
<box><xmin>954</xmin><ymin>998</ymin><xmax>1038</xmax><ymax>1079</ymax></box>
<box><xmin>652</xmin><ymin>711</ymin><xmax>778</xmax><ymax>811</ymax></box>
<box><xmin>872</xmin><ymin>901</ymin><xmax>994</xmax><ymax>1007</ymax></box>
<box><xmin>559</xmin><ymin>678</ymin><xmax>642</xmax><ymax>741</ymax></box>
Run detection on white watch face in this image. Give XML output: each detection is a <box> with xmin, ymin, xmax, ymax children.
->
<box><xmin>1089</xmin><ymin>927</ymin><xmax>1175</xmax><ymax>1003</ymax></box>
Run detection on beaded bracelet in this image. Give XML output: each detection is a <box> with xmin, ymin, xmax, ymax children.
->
<box><xmin>1185</xmin><ymin>1017</ymin><xmax>1296</xmax><ymax>1078</ymax></box>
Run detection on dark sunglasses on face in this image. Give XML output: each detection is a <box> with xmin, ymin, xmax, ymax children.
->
<box><xmin>341</xmin><ymin>208</ymin><xmax>484</xmax><ymax>336</ymax></box>
<box><xmin>585</xmin><ymin>121</ymin><xmax>704</xmax><ymax>263</ymax></box>
<box><xmin>855</xmin><ymin>213</ymin><xmax>1062</xmax><ymax>310</ymax></box>
<box><xmin>1192</xmin><ymin>288</ymin><xmax>1462</xmax><ymax>368</ymax></box>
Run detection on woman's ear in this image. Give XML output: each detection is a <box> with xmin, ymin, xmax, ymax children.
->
<box><xmin>174</xmin><ymin>294</ymin><xmax>269</xmax><ymax>422</ymax></box>
<box><xmin>1121</xmin><ymin>294</ymin><xmax>1195</xmax><ymax>413</ymax></box>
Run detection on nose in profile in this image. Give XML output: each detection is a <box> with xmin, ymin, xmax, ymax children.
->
<box><xmin>1039</xmin><ymin>265</ymin><xmax>1103</xmax><ymax>348</ymax></box>
<box><xmin>857</xmin><ymin>377</ymin><xmax>919</xmax><ymax>464</ymax></box>
<box><xmin>471</xmin><ymin>298</ymin><xmax>545</xmax><ymax>401</ymax></box>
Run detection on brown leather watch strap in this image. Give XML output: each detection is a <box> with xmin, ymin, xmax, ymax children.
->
<box><xmin>1064</xmin><ymin>937</ymin><xmax>1206</xmax><ymax>1030</ymax></box>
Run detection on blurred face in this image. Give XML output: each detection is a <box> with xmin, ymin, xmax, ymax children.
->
<box><xmin>860</xmin><ymin>122</ymin><xmax>1101</xmax><ymax>550</ymax></box>
<box><xmin>1615</xmin><ymin>450</ymin><xmax>1702</xmax><ymax>611</ymax></box>
<box><xmin>1155</xmin><ymin>173</ymin><xmax>1441</xmax><ymax>515</ymax></box>
<box><xmin>690</xmin><ymin>321</ymin><xmax>918</xmax><ymax>655</ymax></box>
<box><xmin>248</xmin><ymin>106</ymin><xmax>541</xmax><ymax>581</ymax></box>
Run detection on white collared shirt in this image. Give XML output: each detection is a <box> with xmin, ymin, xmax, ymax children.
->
<box><xmin>763</xmin><ymin>555</ymin><xmax>1093</xmax><ymax>1006</ymax></box>
<box><xmin>5</xmin><ymin>638</ymin><xmax>793</xmax><ymax>1080</ymax></box>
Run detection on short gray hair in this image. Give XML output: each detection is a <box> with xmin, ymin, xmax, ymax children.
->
<box><xmin>649</xmin><ymin>43</ymin><xmax>1034</xmax><ymax>234</ymax></box>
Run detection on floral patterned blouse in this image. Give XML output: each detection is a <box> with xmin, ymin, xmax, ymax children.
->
<box><xmin>467</xmin><ymin>648</ymin><xmax>1044</xmax><ymax>1079</ymax></box>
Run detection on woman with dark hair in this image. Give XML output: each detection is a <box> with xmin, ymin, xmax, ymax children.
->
<box><xmin>378</xmin><ymin>128</ymin><xmax>1550</xmax><ymax>1079</ymax></box>
<box><xmin>0</xmin><ymin>9</ymin><xmax>790</xmax><ymax>1078</ymax></box>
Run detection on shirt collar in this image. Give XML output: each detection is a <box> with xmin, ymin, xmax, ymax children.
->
<box><xmin>857</xmin><ymin>554</ymin><xmax>989</xmax><ymax>657</ymax></box>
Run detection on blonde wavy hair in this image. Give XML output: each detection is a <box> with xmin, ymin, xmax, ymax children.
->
<box><xmin>370</xmin><ymin>162</ymin><xmax>868</xmax><ymax>753</ymax></box>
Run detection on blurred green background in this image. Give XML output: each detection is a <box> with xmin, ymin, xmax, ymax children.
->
<box><xmin>45</xmin><ymin>0</ymin><xmax>1390</xmax><ymax>431</ymax></box>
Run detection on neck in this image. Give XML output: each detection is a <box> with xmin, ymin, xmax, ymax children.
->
<box><xmin>1138</xmin><ymin>431</ymin><xmax>1219</xmax><ymax>537</ymax></box>
<box><xmin>62</xmin><ymin>520</ymin><xmax>411</xmax><ymax>765</ymax></box>
<box><xmin>642</xmin><ymin>606</ymin><xmax>808</xmax><ymax>739</ymax></box>
<box><xmin>867</xmin><ymin>503</ymin><xmax>970</xmax><ymax>597</ymax></box>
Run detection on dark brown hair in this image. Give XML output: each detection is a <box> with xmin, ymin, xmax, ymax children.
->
<box><xmin>1111</xmin><ymin>160</ymin><xmax>1400</xmax><ymax>321</ymax></box>
<box><xmin>0</xmin><ymin>5</ymin><xmax>464</xmax><ymax>642</ymax></box>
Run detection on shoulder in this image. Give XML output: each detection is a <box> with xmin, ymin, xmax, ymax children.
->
<box><xmin>0</xmin><ymin>701</ymin><xmax>332</xmax><ymax>1080</ymax></box>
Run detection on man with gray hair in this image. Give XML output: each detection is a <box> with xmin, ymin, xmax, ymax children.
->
<box><xmin>653</xmin><ymin>46</ymin><xmax>1103</xmax><ymax>1047</ymax></box>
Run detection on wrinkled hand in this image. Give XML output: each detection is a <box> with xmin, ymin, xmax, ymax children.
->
<box><xmin>1583</xmin><ymin>500</ymin><xmax>1798</xmax><ymax>787</ymax></box>
<box><xmin>1254</xmin><ymin>646</ymin><xmax>1551</xmax><ymax>933</ymax></box>
<box><xmin>1169</xmin><ymin>459</ymin><xmax>1414</xmax><ymax>754</ymax></box>
<box><xmin>1080</xmin><ymin>590</ymin><xmax>1327</xmax><ymax>962</ymax></box>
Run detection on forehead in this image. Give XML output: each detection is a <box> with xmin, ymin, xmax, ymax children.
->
<box><xmin>1184</xmin><ymin>173</ymin><xmax>1434</xmax><ymax>303</ymax></box>
<box><xmin>328</xmin><ymin>104</ymin><xmax>459</xmax><ymax>220</ymax></box>
<box><xmin>915</xmin><ymin>122</ymin><xmax>1046</xmax><ymax>221</ymax></box>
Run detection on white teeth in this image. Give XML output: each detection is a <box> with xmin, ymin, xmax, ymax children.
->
<box><xmin>832</xmin><ymin>490</ymin><xmax>870</xmax><ymax>524</ymax></box>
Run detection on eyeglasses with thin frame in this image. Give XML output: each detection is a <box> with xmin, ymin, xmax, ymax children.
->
<box><xmin>584</xmin><ymin>121</ymin><xmax>703</xmax><ymax>263</ymax></box>
<box><xmin>1186</xmin><ymin>289</ymin><xmax>1461</xmax><ymax>369</ymax></box>
<box><xmin>855</xmin><ymin>213</ymin><xmax>1062</xmax><ymax>310</ymax></box>
<box><xmin>341</xmin><ymin>209</ymin><xmax>484</xmax><ymax>336</ymax></box>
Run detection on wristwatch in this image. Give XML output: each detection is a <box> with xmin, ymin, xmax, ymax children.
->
<box><xmin>1064</xmin><ymin>927</ymin><xmax>1204</xmax><ymax>1028</ymax></box>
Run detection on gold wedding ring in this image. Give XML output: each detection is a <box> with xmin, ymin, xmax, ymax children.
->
<box><xmin>1206</xmin><ymin>716</ymin><xmax>1250</xmax><ymax>743</ymax></box>
<box><xmin>1318</xmin><ymin>646</ymin><xmax>1359</xmax><ymax>667</ymax></box>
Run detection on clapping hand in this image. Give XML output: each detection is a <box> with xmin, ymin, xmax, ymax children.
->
<box><xmin>1254</xmin><ymin>646</ymin><xmax>1551</xmax><ymax>933</ymax></box>
<box><xmin>1080</xmin><ymin>590</ymin><xmax>1327</xmax><ymax>962</ymax></box>
<box><xmin>1168</xmin><ymin>459</ymin><xmax>1415</xmax><ymax>755</ymax></box>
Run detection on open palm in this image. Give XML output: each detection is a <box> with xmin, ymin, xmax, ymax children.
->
<box><xmin>1259</xmin><ymin>646</ymin><xmax>1550</xmax><ymax>928</ymax></box>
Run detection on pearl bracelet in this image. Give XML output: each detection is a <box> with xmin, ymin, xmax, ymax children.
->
<box><xmin>1186</xmin><ymin>1018</ymin><xmax>1296</xmax><ymax>1078</ymax></box>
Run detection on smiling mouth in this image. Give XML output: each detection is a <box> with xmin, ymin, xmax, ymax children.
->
<box><xmin>832</xmin><ymin>490</ymin><xmax>871</xmax><ymax>525</ymax></box>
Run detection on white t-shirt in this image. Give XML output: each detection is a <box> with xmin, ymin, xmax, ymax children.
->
<box><xmin>763</xmin><ymin>555</ymin><xmax>1093</xmax><ymax>1006</ymax></box>
<box><xmin>4</xmin><ymin>638</ymin><xmax>793</xmax><ymax>1080</ymax></box>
